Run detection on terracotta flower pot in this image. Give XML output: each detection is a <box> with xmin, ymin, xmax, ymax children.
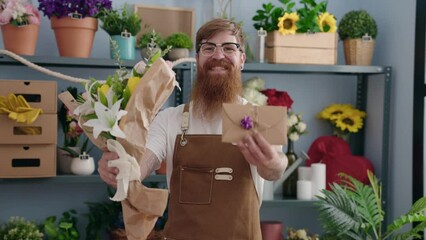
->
<box><xmin>1</xmin><ymin>23</ymin><xmax>39</xmax><ymax>55</ymax></box>
<box><xmin>50</xmin><ymin>16</ymin><xmax>98</xmax><ymax>58</ymax></box>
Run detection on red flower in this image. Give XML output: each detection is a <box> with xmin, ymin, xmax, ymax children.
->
<box><xmin>260</xmin><ymin>88</ymin><xmax>293</xmax><ymax>109</ymax></box>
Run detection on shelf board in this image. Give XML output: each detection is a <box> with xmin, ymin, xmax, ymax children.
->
<box><xmin>0</xmin><ymin>54</ymin><xmax>389</xmax><ymax>74</ymax></box>
<box><xmin>0</xmin><ymin>174</ymin><xmax>167</xmax><ymax>184</ymax></box>
<box><xmin>261</xmin><ymin>196</ymin><xmax>319</xmax><ymax>208</ymax></box>
<box><xmin>0</xmin><ymin>54</ymin><xmax>192</xmax><ymax>70</ymax></box>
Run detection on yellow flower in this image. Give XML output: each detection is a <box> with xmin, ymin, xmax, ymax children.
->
<box><xmin>335</xmin><ymin>111</ymin><xmax>364</xmax><ymax>133</ymax></box>
<box><xmin>317</xmin><ymin>103</ymin><xmax>352</xmax><ymax>120</ymax></box>
<box><xmin>318</xmin><ymin>12</ymin><xmax>337</xmax><ymax>33</ymax></box>
<box><xmin>127</xmin><ymin>77</ymin><xmax>141</xmax><ymax>94</ymax></box>
<box><xmin>278</xmin><ymin>12</ymin><xmax>299</xmax><ymax>35</ymax></box>
<box><xmin>98</xmin><ymin>84</ymin><xmax>110</xmax><ymax>96</ymax></box>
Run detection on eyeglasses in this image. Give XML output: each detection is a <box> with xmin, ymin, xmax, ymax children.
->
<box><xmin>197</xmin><ymin>42</ymin><xmax>241</xmax><ymax>57</ymax></box>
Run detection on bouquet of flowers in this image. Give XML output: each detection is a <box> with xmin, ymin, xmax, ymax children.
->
<box><xmin>58</xmin><ymin>41</ymin><xmax>177</xmax><ymax>239</ymax></box>
<box><xmin>243</xmin><ymin>76</ymin><xmax>306</xmax><ymax>141</ymax></box>
<box><xmin>37</xmin><ymin>0</ymin><xmax>112</xmax><ymax>19</ymax></box>
<box><xmin>0</xmin><ymin>0</ymin><xmax>40</xmax><ymax>26</ymax></box>
<box><xmin>252</xmin><ymin>0</ymin><xmax>337</xmax><ymax>34</ymax></box>
<box><xmin>317</xmin><ymin>103</ymin><xmax>366</xmax><ymax>140</ymax></box>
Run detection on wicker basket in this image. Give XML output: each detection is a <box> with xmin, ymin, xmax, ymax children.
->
<box><xmin>343</xmin><ymin>38</ymin><xmax>375</xmax><ymax>66</ymax></box>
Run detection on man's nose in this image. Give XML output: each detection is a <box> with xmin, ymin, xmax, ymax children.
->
<box><xmin>211</xmin><ymin>47</ymin><xmax>225</xmax><ymax>59</ymax></box>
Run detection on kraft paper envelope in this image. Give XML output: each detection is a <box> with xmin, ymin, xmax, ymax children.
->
<box><xmin>222</xmin><ymin>103</ymin><xmax>287</xmax><ymax>145</ymax></box>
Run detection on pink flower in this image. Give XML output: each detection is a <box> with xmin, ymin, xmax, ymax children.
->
<box><xmin>25</xmin><ymin>4</ymin><xmax>40</xmax><ymax>25</ymax></box>
<box><xmin>0</xmin><ymin>0</ymin><xmax>40</xmax><ymax>25</ymax></box>
<box><xmin>0</xmin><ymin>2</ymin><xmax>13</xmax><ymax>24</ymax></box>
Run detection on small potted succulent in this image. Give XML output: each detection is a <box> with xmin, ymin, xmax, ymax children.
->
<box><xmin>98</xmin><ymin>3</ymin><xmax>142</xmax><ymax>60</ymax></box>
<box><xmin>37</xmin><ymin>0</ymin><xmax>112</xmax><ymax>57</ymax></box>
<box><xmin>164</xmin><ymin>32</ymin><xmax>193</xmax><ymax>61</ymax></box>
<box><xmin>338</xmin><ymin>10</ymin><xmax>378</xmax><ymax>65</ymax></box>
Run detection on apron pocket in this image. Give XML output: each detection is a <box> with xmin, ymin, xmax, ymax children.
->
<box><xmin>179</xmin><ymin>166</ymin><xmax>213</xmax><ymax>204</ymax></box>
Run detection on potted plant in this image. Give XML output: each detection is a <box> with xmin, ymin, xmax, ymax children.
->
<box><xmin>0</xmin><ymin>0</ymin><xmax>40</xmax><ymax>55</ymax></box>
<box><xmin>316</xmin><ymin>171</ymin><xmax>426</xmax><ymax>239</ymax></box>
<box><xmin>98</xmin><ymin>3</ymin><xmax>142</xmax><ymax>60</ymax></box>
<box><xmin>84</xmin><ymin>187</ymin><xmax>125</xmax><ymax>240</ymax></box>
<box><xmin>37</xmin><ymin>0</ymin><xmax>112</xmax><ymax>58</ymax></box>
<box><xmin>57</xmin><ymin>86</ymin><xmax>92</xmax><ymax>174</ymax></box>
<box><xmin>164</xmin><ymin>32</ymin><xmax>193</xmax><ymax>61</ymax></box>
<box><xmin>137</xmin><ymin>30</ymin><xmax>166</xmax><ymax>60</ymax></box>
<box><xmin>0</xmin><ymin>216</ymin><xmax>44</xmax><ymax>239</ymax></box>
<box><xmin>338</xmin><ymin>10</ymin><xmax>378</xmax><ymax>65</ymax></box>
<box><xmin>42</xmin><ymin>209</ymin><xmax>80</xmax><ymax>240</ymax></box>
<box><xmin>252</xmin><ymin>0</ymin><xmax>338</xmax><ymax>64</ymax></box>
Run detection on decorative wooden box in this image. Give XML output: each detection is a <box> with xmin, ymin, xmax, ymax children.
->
<box><xmin>265</xmin><ymin>32</ymin><xmax>338</xmax><ymax>65</ymax></box>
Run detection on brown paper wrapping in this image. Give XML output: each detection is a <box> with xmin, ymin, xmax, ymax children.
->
<box><xmin>117</xmin><ymin>58</ymin><xmax>176</xmax><ymax>240</ymax></box>
<box><xmin>60</xmin><ymin>58</ymin><xmax>177</xmax><ymax>240</ymax></box>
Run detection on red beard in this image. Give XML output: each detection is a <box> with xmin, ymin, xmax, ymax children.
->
<box><xmin>191</xmin><ymin>58</ymin><xmax>242</xmax><ymax>119</ymax></box>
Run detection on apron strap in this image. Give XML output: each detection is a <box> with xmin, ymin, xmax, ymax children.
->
<box><xmin>180</xmin><ymin>103</ymin><xmax>190</xmax><ymax>146</ymax></box>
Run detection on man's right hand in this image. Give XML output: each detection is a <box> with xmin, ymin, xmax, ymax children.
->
<box><xmin>98</xmin><ymin>151</ymin><xmax>120</xmax><ymax>188</ymax></box>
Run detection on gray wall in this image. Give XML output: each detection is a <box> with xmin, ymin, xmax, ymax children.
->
<box><xmin>0</xmin><ymin>0</ymin><xmax>417</xmax><ymax>236</ymax></box>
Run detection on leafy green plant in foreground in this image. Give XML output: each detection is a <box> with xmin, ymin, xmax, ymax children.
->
<box><xmin>316</xmin><ymin>171</ymin><xmax>426</xmax><ymax>239</ymax></box>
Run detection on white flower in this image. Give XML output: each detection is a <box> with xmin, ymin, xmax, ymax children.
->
<box><xmin>295</xmin><ymin>229</ymin><xmax>308</xmax><ymax>239</ymax></box>
<box><xmin>73</xmin><ymin>81</ymin><xmax>96</xmax><ymax>116</ymax></box>
<box><xmin>287</xmin><ymin>113</ymin><xmax>298</xmax><ymax>127</ymax></box>
<box><xmin>242</xmin><ymin>87</ymin><xmax>268</xmax><ymax>106</ymax></box>
<box><xmin>243</xmin><ymin>76</ymin><xmax>265</xmax><ymax>91</ymax></box>
<box><xmin>289</xmin><ymin>132</ymin><xmax>300</xmax><ymax>142</ymax></box>
<box><xmin>296</xmin><ymin>122</ymin><xmax>307</xmax><ymax>132</ymax></box>
<box><xmin>132</xmin><ymin>60</ymin><xmax>147</xmax><ymax>76</ymax></box>
<box><xmin>83</xmin><ymin>100</ymin><xmax>127</xmax><ymax>139</ymax></box>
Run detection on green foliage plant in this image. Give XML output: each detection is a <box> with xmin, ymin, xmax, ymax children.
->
<box><xmin>0</xmin><ymin>216</ymin><xmax>43</xmax><ymax>239</ymax></box>
<box><xmin>316</xmin><ymin>171</ymin><xmax>426</xmax><ymax>239</ymax></box>
<box><xmin>252</xmin><ymin>0</ymin><xmax>328</xmax><ymax>33</ymax></box>
<box><xmin>43</xmin><ymin>209</ymin><xmax>79</xmax><ymax>240</ymax></box>
<box><xmin>137</xmin><ymin>30</ymin><xmax>165</xmax><ymax>49</ymax></box>
<box><xmin>165</xmin><ymin>32</ymin><xmax>193</xmax><ymax>49</ymax></box>
<box><xmin>84</xmin><ymin>187</ymin><xmax>124</xmax><ymax>240</ymax></box>
<box><xmin>338</xmin><ymin>10</ymin><xmax>378</xmax><ymax>40</ymax></box>
<box><xmin>99</xmin><ymin>3</ymin><xmax>142</xmax><ymax>36</ymax></box>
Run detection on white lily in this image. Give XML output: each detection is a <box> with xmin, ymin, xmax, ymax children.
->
<box><xmin>83</xmin><ymin>99</ymin><xmax>127</xmax><ymax>139</ymax></box>
<box><xmin>74</xmin><ymin>81</ymin><xmax>97</xmax><ymax>116</ymax></box>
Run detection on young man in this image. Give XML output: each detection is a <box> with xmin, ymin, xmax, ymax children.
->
<box><xmin>98</xmin><ymin>18</ymin><xmax>288</xmax><ymax>239</ymax></box>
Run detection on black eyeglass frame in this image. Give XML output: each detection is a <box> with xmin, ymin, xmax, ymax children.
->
<box><xmin>196</xmin><ymin>42</ymin><xmax>242</xmax><ymax>55</ymax></box>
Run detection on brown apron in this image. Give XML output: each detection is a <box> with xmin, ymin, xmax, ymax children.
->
<box><xmin>163</xmin><ymin>104</ymin><xmax>262</xmax><ymax>240</ymax></box>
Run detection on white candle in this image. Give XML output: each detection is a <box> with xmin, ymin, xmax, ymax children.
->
<box><xmin>262</xmin><ymin>180</ymin><xmax>274</xmax><ymax>201</ymax></box>
<box><xmin>298</xmin><ymin>166</ymin><xmax>312</xmax><ymax>181</ymax></box>
<box><xmin>311</xmin><ymin>163</ymin><xmax>326</xmax><ymax>199</ymax></box>
<box><xmin>297</xmin><ymin>180</ymin><xmax>312</xmax><ymax>200</ymax></box>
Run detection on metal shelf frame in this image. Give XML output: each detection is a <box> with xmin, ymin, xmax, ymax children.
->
<box><xmin>0</xmin><ymin>55</ymin><xmax>392</xmax><ymax>225</ymax></box>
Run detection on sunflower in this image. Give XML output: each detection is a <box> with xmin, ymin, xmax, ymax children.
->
<box><xmin>335</xmin><ymin>111</ymin><xmax>364</xmax><ymax>133</ymax></box>
<box><xmin>317</xmin><ymin>104</ymin><xmax>352</xmax><ymax>120</ymax></box>
<box><xmin>318</xmin><ymin>12</ymin><xmax>337</xmax><ymax>33</ymax></box>
<box><xmin>278</xmin><ymin>12</ymin><xmax>299</xmax><ymax>35</ymax></box>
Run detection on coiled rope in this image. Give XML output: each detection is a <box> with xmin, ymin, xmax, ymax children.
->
<box><xmin>0</xmin><ymin>49</ymin><xmax>196</xmax><ymax>83</ymax></box>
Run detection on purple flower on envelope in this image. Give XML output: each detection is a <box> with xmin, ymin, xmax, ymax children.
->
<box><xmin>240</xmin><ymin>115</ymin><xmax>253</xmax><ymax>130</ymax></box>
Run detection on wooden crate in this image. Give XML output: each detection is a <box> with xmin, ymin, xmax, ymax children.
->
<box><xmin>0</xmin><ymin>144</ymin><xmax>56</xmax><ymax>178</ymax></box>
<box><xmin>134</xmin><ymin>5</ymin><xmax>195</xmax><ymax>40</ymax></box>
<box><xmin>265</xmin><ymin>32</ymin><xmax>338</xmax><ymax>65</ymax></box>
<box><xmin>0</xmin><ymin>114</ymin><xmax>57</xmax><ymax>144</ymax></box>
<box><xmin>0</xmin><ymin>80</ymin><xmax>57</xmax><ymax>113</ymax></box>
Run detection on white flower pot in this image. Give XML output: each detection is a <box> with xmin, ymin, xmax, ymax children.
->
<box><xmin>57</xmin><ymin>147</ymin><xmax>81</xmax><ymax>174</ymax></box>
<box><xmin>70</xmin><ymin>154</ymin><xmax>95</xmax><ymax>176</ymax></box>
